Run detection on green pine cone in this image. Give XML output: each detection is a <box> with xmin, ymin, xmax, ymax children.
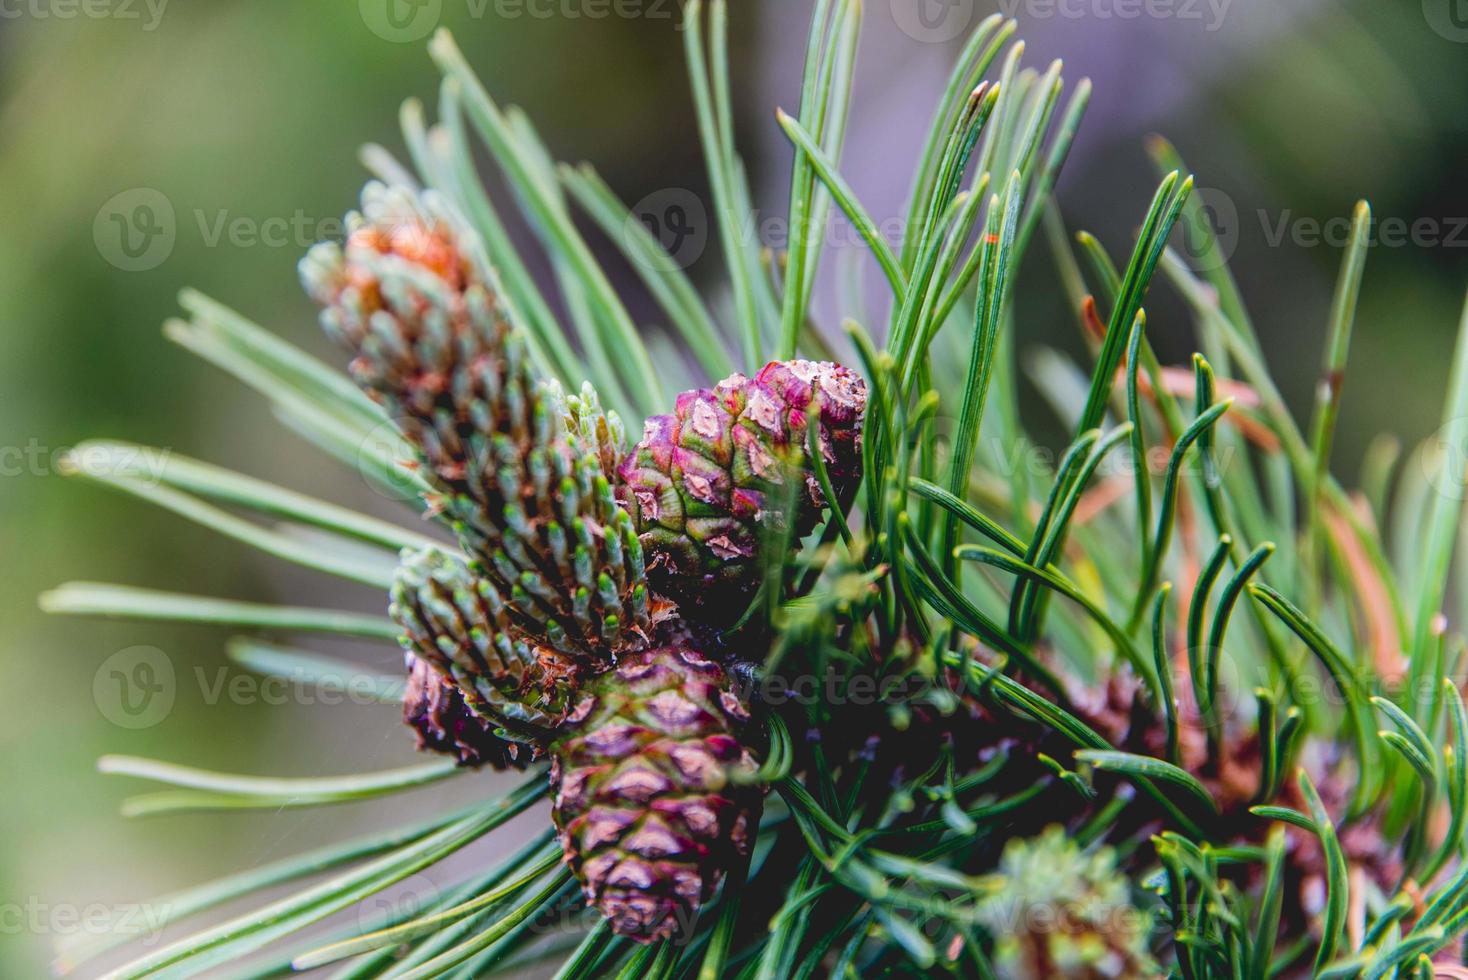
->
<box><xmin>977</xmin><ymin>826</ymin><xmax>1156</xmax><ymax>980</ymax></box>
<box><xmin>463</xmin><ymin>377</ymin><xmax>659</xmax><ymax>658</ymax></box>
<box><xmin>390</xmin><ymin>546</ymin><xmax>577</xmax><ymax>751</ymax></box>
<box><xmin>618</xmin><ymin>359</ymin><xmax>866</xmax><ymax>624</ymax></box>
<box><xmin>550</xmin><ymin>643</ymin><xmax>763</xmax><ymax>942</ymax></box>
<box><xmin>302</xmin><ymin>183</ymin><xmax>656</xmax><ymax>658</ymax></box>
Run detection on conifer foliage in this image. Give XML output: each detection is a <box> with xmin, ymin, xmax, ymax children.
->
<box><xmin>42</xmin><ymin>2</ymin><xmax>1468</xmax><ymax>977</ymax></box>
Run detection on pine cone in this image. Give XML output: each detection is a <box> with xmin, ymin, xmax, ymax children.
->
<box><xmin>402</xmin><ymin>653</ymin><xmax>533</xmax><ymax>769</ymax></box>
<box><xmin>618</xmin><ymin>359</ymin><xmax>865</xmax><ymax>623</ymax></box>
<box><xmin>390</xmin><ymin>546</ymin><xmax>577</xmax><ymax>745</ymax></box>
<box><xmin>303</xmin><ymin>184</ymin><xmax>655</xmax><ymax>659</ymax></box>
<box><xmin>977</xmin><ymin>826</ymin><xmax>1156</xmax><ymax>979</ymax></box>
<box><xmin>550</xmin><ymin>643</ymin><xmax>763</xmax><ymax>942</ymax></box>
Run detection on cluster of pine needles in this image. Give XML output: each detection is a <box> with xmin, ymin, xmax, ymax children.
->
<box><xmin>39</xmin><ymin>3</ymin><xmax>1468</xmax><ymax>978</ymax></box>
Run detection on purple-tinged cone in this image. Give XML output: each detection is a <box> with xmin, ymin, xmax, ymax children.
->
<box><xmin>550</xmin><ymin>643</ymin><xmax>763</xmax><ymax>942</ymax></box>
<box><xmin>618</xmin><ymin>359</ymin><xmax>865</xmax><ymax>623</ymax></box>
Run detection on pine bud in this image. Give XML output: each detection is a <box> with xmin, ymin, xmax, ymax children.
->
<box><xmin>977</xmin><ymin>826</ymin><xmax>1156</xmax><ymax>980</ymax></box>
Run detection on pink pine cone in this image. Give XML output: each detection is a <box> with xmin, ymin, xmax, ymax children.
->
<box><xmin>618</xmin><ymin>359</ymin><xmax>866</xmax><ymax>623</ymax></box>
<box><xmin>550</xmin><ymin>643</ymin><xmax>762</xmax><ymax>942</ymax></box>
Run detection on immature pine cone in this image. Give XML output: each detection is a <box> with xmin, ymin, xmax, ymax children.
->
<box><xmin>302</xmin><ymin>183</ymin><xmax>654</xmax><ymax>659</ymax></box>
<box><xmin>977</xmin><ymin>826</ymin><xmax>1156</xmax><ymax>979</ymax></box>
<box><xmin>619</xmin><ymin>359</ymin><xmax>866</xmax><ymax>623</ymax></box>
<box><xmin>550</xmin><ymin>644</ymin><xmax>763</xmax><ymax>942</ymax></box>
<box><xmin>391</xmin><ymin>546</ymin><xmax>577</xmax><ymax>759</ymax></box>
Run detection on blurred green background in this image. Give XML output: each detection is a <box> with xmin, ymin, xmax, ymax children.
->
<box><xmin>2</xmin><ymin>0</ymin><xmax>1466</xmax><ymax>974</ymax></box>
